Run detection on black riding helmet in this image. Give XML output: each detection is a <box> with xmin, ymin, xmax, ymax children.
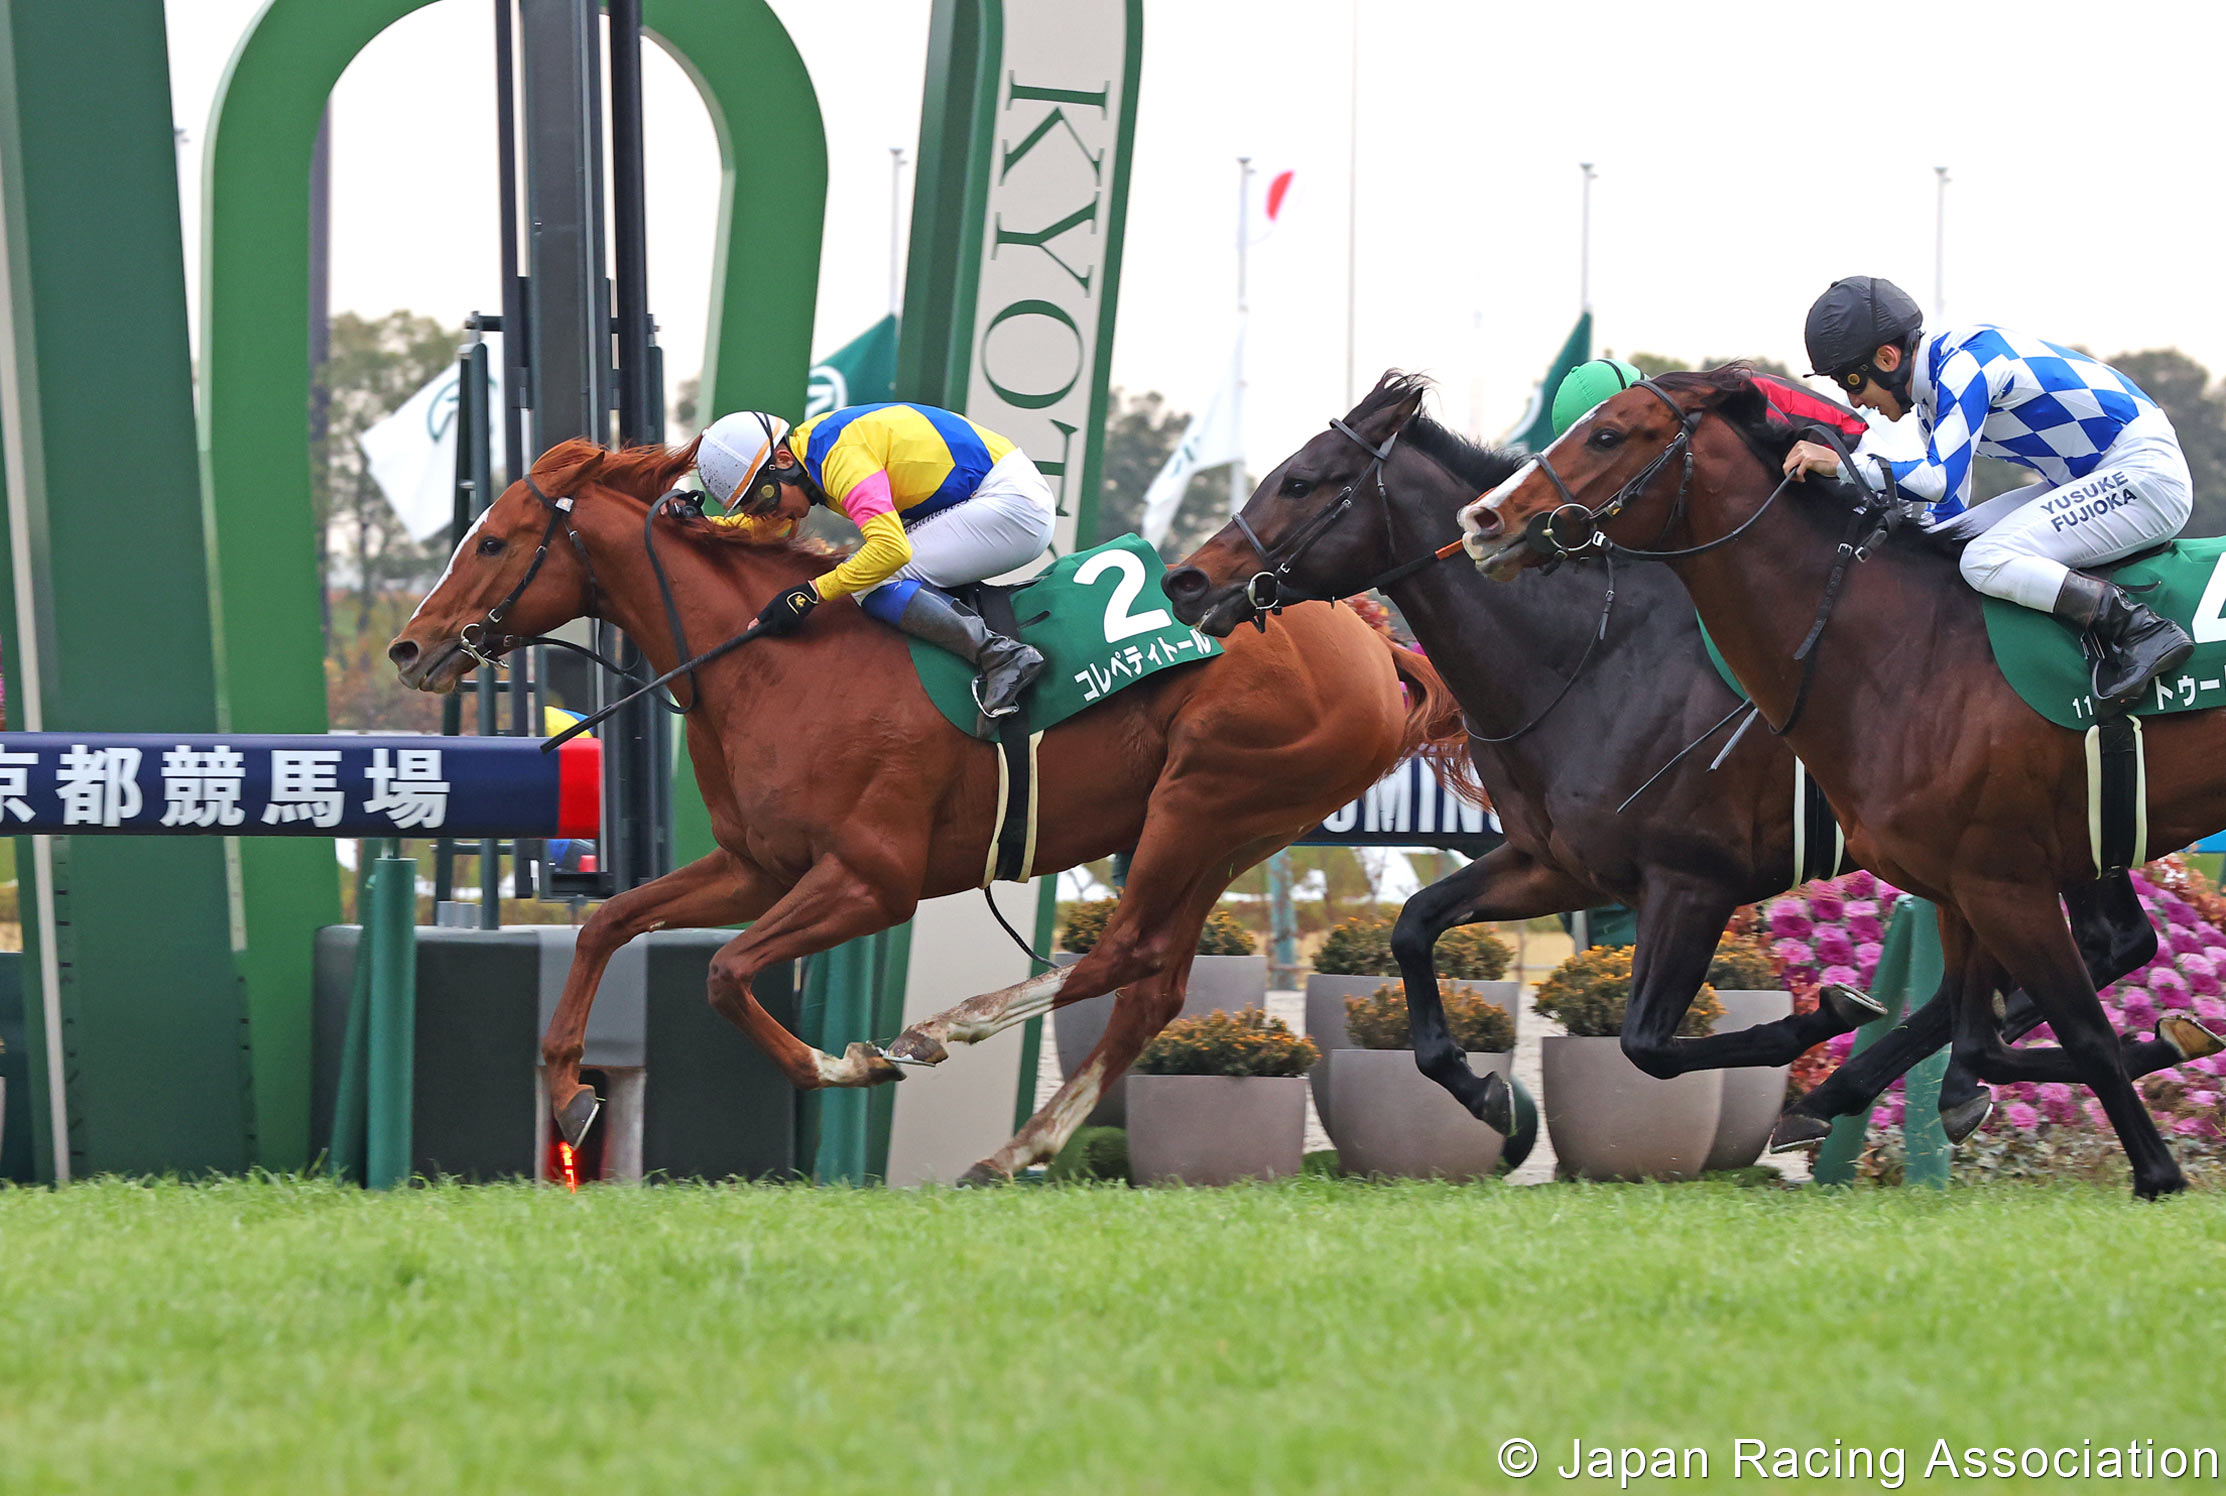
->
<box><xmin>1804</xmin><ymin>276</ymin><xmax>1924</xmax><ymax>406</ymax></box>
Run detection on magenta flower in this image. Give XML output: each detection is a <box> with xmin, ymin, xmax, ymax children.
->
<box><xmin>2118</xmin><ymin>987</ymin><xmax>2159</xmax><ymax>1028</ymax></box>
<box><xmin>1768</xmin><ymin>902</ymin><xmax>1814</xmax><ymax>940</ymax></box>
<box><xmin>1841</xmin><ymin>871</ymin><xmax>1878</xmax><ymax>900</ymax></box>
<box><xmin>2004</xmin><ymin>1101</ymin><xmax>2041</xmax><ymax>1130</ymax></box>
<box><xmin>1807</xmin><ymin>886</ymin><xmax>1846</xmax><ymax>922</ymax></box>
<box><xmin>1815</xmin><ymin>927</ymin><xmax>1856</xmax><ymax>966</ymax></box>
<box><xmin>2039</xmin><ymin>1083</ymin><xmax>2079</xmax><ymax>1124</ymax></box>
<box><xmin>2196</xmin><ymin>996</ymin><xmax>2226</xmax><ymax>1025</ymax></box>
<box><xmin>1826</xmin><ymin>1032</ymin><xmax>1856</xmax><ymax>1063</ymax></box>
<box><xmin>1846</xmin><ymin>911</ymin><xmax>1884</xmax><ymax>944</ymax></box>
<box><xmin>1818</xmin><ymin>964</ymin><xmax>1861</xmax><ymax>990</ymax></box>
<box><xmin>1854</xmin><ymin>941</ymin><xmax>1884</xmax><ymax>977</ymax></box>
<box><xmin>2186</xmin><ymin>1089</ymin><xmax>2219</xmax><ymax>1109</ymax></box>
<box><xmin>2152</xmin><ymin>968</ymin><xmax>2192</xmax><ymax>1004</ymax></box>
<box><xmin>2173</xmin><ymin>1115</ymin><xmax>2214</xmax><ymax>1138</ymax></box>
<box><xmin>2191</xmin><ymin>1056</ymin><xmax>2223</xmax><ymax>1076</ymax></box>
<box><xmin>2179</xmin><ymin>950</ymin><xmax>2221</xmax><ymax>996</ymax></box>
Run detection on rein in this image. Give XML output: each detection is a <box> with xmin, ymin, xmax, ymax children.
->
<box><xmin>1522</xmin><ymin>383</ymin><xmax>1901</xmax><ymax>742</ymax></box>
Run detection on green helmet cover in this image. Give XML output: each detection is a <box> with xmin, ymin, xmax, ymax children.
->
<box><xmin>1550</xmin><ymin>358</ymin><xmax>1645</xmax><ymax>437</ymax></box>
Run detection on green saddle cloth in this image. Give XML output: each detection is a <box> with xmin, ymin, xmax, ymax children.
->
<box><xmin>1697</xmin><ymin>538</ymin><xmax>2226</xmax><ymax>731</ymax></box>
<box><xmin>907</xmin><ymin>533</ymin><xmax>1224</xmax><ymax>740</ymax></box>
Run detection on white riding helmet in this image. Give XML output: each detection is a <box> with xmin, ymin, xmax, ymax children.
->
<box><xmin>698</xmin><ymin>410</ymin><xmax>795</xmax><ymax>513</ymax></box>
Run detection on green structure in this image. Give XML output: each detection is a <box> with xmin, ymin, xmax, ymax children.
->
<box><xmin>3</xmin><ymin>1</ymin><xmax>828</xmax><ymax>1182</ymax></box>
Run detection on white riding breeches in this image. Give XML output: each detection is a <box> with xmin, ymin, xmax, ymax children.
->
<box><xmin>1953</xmin><ymin>430</ymin><xmax>2193</xmax><ymax>611</ymax></box>
<box><xmin>873</xmin><ymin>448</ymin><xmax>1057</xmax><ymax>593</ymax></box>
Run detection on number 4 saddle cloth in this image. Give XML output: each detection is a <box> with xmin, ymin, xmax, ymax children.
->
<box><xmin>904</xmin><ymin>533</ymin><xmax>1224</xmax><ymax>741</ymax></box>
<box><xmin>1985</xmin><ymin>538</ymin><xmax>2226</xmax><ymax>730</ymax></box>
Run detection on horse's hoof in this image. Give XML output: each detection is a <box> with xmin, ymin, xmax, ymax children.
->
<box><xmin>1768</xmin><ymin>1111</ymin><xmax>1832</xmax><ymax>1153</ymax></box>
<box><xmin>1469</xmin><ymin>1071</ymin><xmax>1516</xmax><ymax>1135</ymax></box>
<box><xmin>2136</xmin><ymin>1170</ymin><xmax>2190</xmax><ymax>1202</ymax></box>
<box><xmin>882</xmin><ymin>1028</ymin><xmax>949</xmax><ymax>1067</ymax></box>
<box><xmin>554</xmin><ymin>1088</ymin><xmax>601</xmax><ymax>1149</ymax></box>
<box><xmin>843</xmin><ymin>1041</ymin><xmax>906</xmax><ymax>1087</ymax></box>
<box><xmin>1938</xmin><ymin>1090</ymin><xmax>1993</xmax><ymax>1146</ymax></box>
<box><xmin>2160</xmin><ymin>1013</ymin><xmax>2226</xmax><ymax>1061</ymax></box>
<box><xmin>956</xmin><ymin>1161</ymin><xmax>1012</xmax><ymax>1188</ymax></box>
<box><xmin>1821</xmin><ymin>983</ymin><xmax>1886</xmax><ymax>1027</ymax></box>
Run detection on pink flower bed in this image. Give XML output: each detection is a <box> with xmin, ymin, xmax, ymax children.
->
<box><xmin>1758</xmin><ymin>862</ymin><xmax>2226</xmax><ymax>1165</ymax></box>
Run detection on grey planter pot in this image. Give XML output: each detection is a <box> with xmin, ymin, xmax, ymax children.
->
<box><xmin>1323</xmin><ymin>1048</ymin><xmax>1512</xmax><ymax>1180</ymax></box>
<box><xmin>1703</xmin><ymin>990</ymin><xmax>1794</xmax><ymax>1173</ymax></box>
<box><xmin>1126</xmin><ymin>1074</ymin><xmax>1308</xmax><ymax>1186</ymax></box>
<box><xmin>1541</xmin><ymin>1035</ymin><xmax>1724</xmax><ymax>1182</ymax></box>
<box><xmin>1303</xmin><ymin>974</ymin><xmax>1520</xmax><ymax>1131</ymax></box>
<box><xmin>1052</xmin><ymin>953</ymin><xmax>1267</xmax><ymax>1127</ymax></box>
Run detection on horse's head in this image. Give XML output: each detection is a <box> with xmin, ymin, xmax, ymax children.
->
<box><xmin>1459</xmin><ymin>367</ymin><xmax>1769</xmax><ymax>578</ymax></box>
<box><xmin>1165</xmin><ymin>371</ymin><xmax>1434</xmax><ymax>636</ymax></box>
<box><xmin>388</xmin><ymin>437</ymin><xmax>696</xmax><ymax>692</ymax></box>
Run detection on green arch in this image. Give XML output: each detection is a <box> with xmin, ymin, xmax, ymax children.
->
<box><xmin>198</xmin><ymin>0</ymin><xmax>826</xmax><ymax>1164</ymax></box>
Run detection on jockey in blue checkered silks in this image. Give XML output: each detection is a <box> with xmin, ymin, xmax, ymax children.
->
<box><xmin>1785</xmin><ymin>275</ymin><xmax>2195</xmax><ymax>705</ymax></box>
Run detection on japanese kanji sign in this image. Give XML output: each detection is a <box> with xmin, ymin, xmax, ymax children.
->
<box><xmin>0</xmin><ymin>734</ymin><xmax>600</xmax><ymax>837</ymax></box>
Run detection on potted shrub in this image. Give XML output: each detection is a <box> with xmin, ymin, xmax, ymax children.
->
<box><xmin>1532</xmin><ymin>946</ymin><xmax>1725</xmax><ymax>1181</ymax></box>
<box><xmin>1702</xmin><ymin>931</ymin><xmax>1794</xmax><ymax>1172</ymax></box>
<box><xmin>1054</xmin><ymin>900</ymin><xmax>1266</xmax><ymax>1127</ymax></box>
<box><xmin>1326</xmin><ymin>979</ymin><xmax>1515</xmax><ymax>1179</ymax></box>
<box><xmin>1304</xmin><ymin>914</ymin><xmax>1515</xmax><ymax>1126</ymax></box>
<box><xmin>1126</xmin><ymin>1010</ymin><xmax>1318</xmax><ymax>1185</ymax></box>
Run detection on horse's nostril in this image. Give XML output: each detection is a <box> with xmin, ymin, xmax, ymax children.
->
<box><xmin>388</xmin><ymin>638</ymin><xmax>419</xmax><ymax>668</ymax></box>
<box><xmin>1470</xmin><ymin>507</ymin><xmax>1503</xmax><ymax>538</ymax></box>
<box><xmin>1163</xmin><ymin>566</ymin><xmax>1207</xmax><ymax>600</ymax></box>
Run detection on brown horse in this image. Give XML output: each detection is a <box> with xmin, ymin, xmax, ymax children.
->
<box><xmin>1463</xmin><ymin>368</ymin><xmax>2226</xmax><ymax>1196</ymax></box>
<box><xmin>389</xmin><ymin>437</ymin><xmax>1467</xmax><ymax>1178</ymax></box>
<box><xmin>1160</xmin><ymin>373</ymin><xmax>2188</xmax><ymax>1142</ymax></box>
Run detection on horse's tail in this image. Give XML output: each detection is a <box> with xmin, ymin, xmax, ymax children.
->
<box><xmin>1385</xmin><ymin>640</ymin><xmax>1489</xmax><ymax>810</ymax></box>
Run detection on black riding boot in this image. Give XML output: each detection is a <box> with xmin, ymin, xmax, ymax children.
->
<box><xmin>2052</xmin><ymin>571</ymin><xmax>2195</xmax><ymax>703</ymax></box>
<box><xmin>891</xmin><ymin>584</ymin><xmax>1046</xmax><ymax>718</ymax></box>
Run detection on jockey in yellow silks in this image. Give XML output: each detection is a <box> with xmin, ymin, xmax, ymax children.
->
<box><xmin>696</xmin><ymin>403</ymin><xmax>1054</xmax><ymax>717</ymax></box>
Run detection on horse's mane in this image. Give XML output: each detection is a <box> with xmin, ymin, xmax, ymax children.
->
<box><xmin>1352</xmin><ymin>371</ymin><xmax>1525</xmax><ymax>491</ymax></box>
<box><xmin>1652</xmin><ymin>366</ymin><xmax>1966</xmax><ymax>561</ymax></box>
<box><xmin>534</xmin><ymin>435</ymin><xmax>845</xmax><ymax>574</ymax></box>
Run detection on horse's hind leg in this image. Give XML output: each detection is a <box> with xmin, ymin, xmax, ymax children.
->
<box><xmin>883</xmin><ymin>951</ymin><xmax>1074</xmax><ymax>1066</ymax></box>
<box><xmin>543</xmin><ymin>849</ymin><xmax>784</xmax><ymax>1145</ymax></box>
<box><xmin>1957</xmin><ymin>884</ymin><xmax>2186</xmax><ymax>1199</ymax></box>
<box><xmin>962</xmin><ymin>953</ymin><xmax>1197</xmax><ymax>1183</ymax></box>
<box><xmin>1391</xmin><ymin>845</ymin><xmax>1598</xmax><ymax>1129</ymax></box>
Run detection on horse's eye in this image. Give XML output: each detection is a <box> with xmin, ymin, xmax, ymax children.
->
<box><xmin>1282</xmin><ymin>476</ymin><xmax>1313</xmax><ymax>498</ymax></box>
<box><xmin>477</xmin><ymin>535</ymin><xmax>506</xmax><ymax>557</ymax></box>
<box><xmin>1587</xmin><ymin>427</ymin><xmax>1623</xmax><ymax>450</ymax></box>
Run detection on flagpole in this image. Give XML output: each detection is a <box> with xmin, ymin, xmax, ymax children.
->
<box><xmin>889</xmin><ymin>147</ymin><xmax>908</xmax><ymax>318</ymax></box>
<box><xmin>1579</xmin><ymin>162</ymin><xmax>1594</xmax><ymax>313</ymax></box>
<box><xmin>1232</xmin><ymin>156</ymin><xmax>1251</xmax><ymax>518</ymax></box>
<box><xmin>1933</xmin><ymin>165</ymin><xmax>1949</xmax><ymax>322</ymax></box>
<box><xmin>1344</xmin><ymin>0</ymin><xmax>1359</xmax><ymax>407</ymax></box>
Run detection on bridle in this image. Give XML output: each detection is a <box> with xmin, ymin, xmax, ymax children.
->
<box><xmin>453</xmin><ymin>474</ymin><xmax>697</xmax><ymax>714</ymax></box>
<box><xmin>1513</xmin><ymin>379</ymin><xmax>1900</xmax><ymax>739</ymax></box>
<box><xmin>1230</xmin><ymin>412</ymin><xmax>1466</xmax><ymax>628</ymax></box>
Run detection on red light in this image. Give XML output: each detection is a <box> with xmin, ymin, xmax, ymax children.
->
<box><xmin>557</xmin><ymin>1139</ymin><xmax>580</xmax><ymax>1193</ymax></box>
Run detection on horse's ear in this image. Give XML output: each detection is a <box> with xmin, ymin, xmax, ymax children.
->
<box><xmin>530</xmin><ymin>438</ymin><xmax>608</xmax><ymax>496</ymax></box>
<box><xmin>1698</xmin><ymin>366</ymin><xmax>1769</xmax><ymax>428</ymax></box>
<box><xmin>1356</xmin><ymin>369</ymin><xmax>1429</xmax><ymax>436</ymax></box>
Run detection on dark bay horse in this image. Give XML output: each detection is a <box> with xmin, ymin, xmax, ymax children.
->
<box><xmin>1463</xmin><ymin>368</ymin><xmax>2226</xmax><ymax>1196</ymax></box>
<box><xmin>1163</xmin><ymin>373</ymin><xmax>2195</xmax><ymax>1140</ymax></box>
<box><xmin>389</xmin><ymin>438</ymin><xmax>1467</xmax><ymax>1179</ymax></box>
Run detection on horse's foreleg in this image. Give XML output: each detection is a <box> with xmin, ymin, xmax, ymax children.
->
<box><xmin>1956</xmin><ymin>883</ymin><xmax>2184</xmax><ymax>1199</ymax></box>
<box><xmin>1391</xmin><ymin>845</ymin><xmax>1597</xmax><ymax>1130</ymax></box>
<box><xmin>705</xmin><ymin>852</ymin><xmax>917</xmax><ymax>1092</ymax></box>
<box><xmin>544</xmin><ymin>850</ymin><xmax>783</xmax><ymax>1144</ymax></box>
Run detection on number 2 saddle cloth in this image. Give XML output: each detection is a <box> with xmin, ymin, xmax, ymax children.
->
<box><xmin>905</xmin><ymin>532</ymin><xmax>1224</xmax><ymax>742</ymax></box>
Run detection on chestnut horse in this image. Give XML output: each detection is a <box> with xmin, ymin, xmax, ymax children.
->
<box><xmin>1163</xmin><ymin>372</ymin><xmax>2194</xmax><ymax>1139</ymax></box>
<box><xmin>1463</xmin><ymin>368</ymin><xmax>2226</xmax><ymax>1196</ymax></box>
<box><xmin>389</xmin><ymin>437</ymin><xmax>1466</xmax><ymax>1179</ymax></box>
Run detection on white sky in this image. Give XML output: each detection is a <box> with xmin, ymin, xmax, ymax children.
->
<box><xmin>167</xmin><ymin>0</ymin><xmax>2226</xmax><ymax>475</ymax></box>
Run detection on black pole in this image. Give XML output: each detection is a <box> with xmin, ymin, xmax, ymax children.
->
<box><xmin>608</xmin><ymin>0</ymin><xmax>652</xmax><ymax>449</ymax></box>
<box><xmin>495</xmin><ymin>0</ymin><xmax>539</xmax><ymax>897</ymax></box>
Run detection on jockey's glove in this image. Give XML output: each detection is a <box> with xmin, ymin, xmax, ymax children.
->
<box><xmin>754</xmin><ymin>583</ymin><xmax>820</xmax><ymax>637</ymax></box>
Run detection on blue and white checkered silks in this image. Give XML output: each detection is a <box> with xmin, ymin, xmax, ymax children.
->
<box><xmin>1876</xmin><ymin>325</ymin><xmax>2165</xmax><ymax>523</ymax></box>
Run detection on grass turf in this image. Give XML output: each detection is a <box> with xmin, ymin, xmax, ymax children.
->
<box><xmin>2</xmin><ymin>1176</ymin><xmax>2222</xmax><ymax>1493</ymax></box>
